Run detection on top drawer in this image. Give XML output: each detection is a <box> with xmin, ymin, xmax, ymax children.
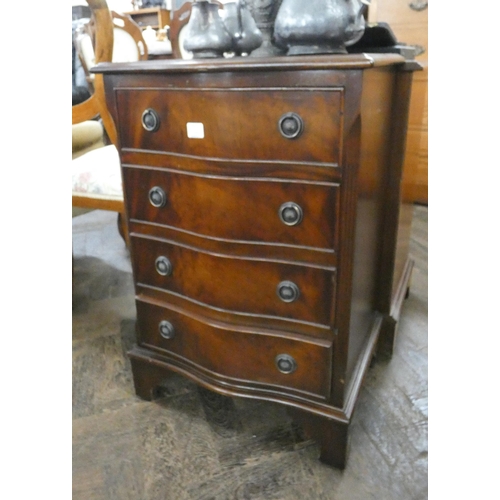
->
<box><xmin>115</xmin><ymin>88</ymin><xmax>343</xmax><ymax>165</ymax></box>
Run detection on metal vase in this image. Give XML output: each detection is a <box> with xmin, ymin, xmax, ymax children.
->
<box><xmin>244</xmin><ymin>0</ymin><xmax>285</xmax><ymax>57</ymax></box>
<box><xmin>183</xmin><ymin>0</ymin><xmax>233</xmax><ymax>58</ymax></box>
<box><xmin>274</xmin><ymin>0</ymin><xmax>370</xmax><ymax>55</ymax></box>
<box><xmin>221</xmin><ymin>1</ymin><xmax>263</xmax><ymax>56</ymax></box>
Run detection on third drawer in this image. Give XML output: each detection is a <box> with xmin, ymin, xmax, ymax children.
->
<box><xmin>131</xmin><ymin>234</ymin><xmax>336</xmax><ymax>329</ymax></box>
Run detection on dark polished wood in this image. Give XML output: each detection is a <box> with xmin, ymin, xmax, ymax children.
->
<box><xmin>123</xmin><ymin>167</ymin><xmax>340</xmax><ymax>251</ymax></box>
<box><xmin>287</xmin><ymin>407</ymin><xmax>350</xmax><ymax>469</ymax></box>
<box><xmin>135</xmin><ymin>299</ymin><xmax>333</xmax><ymax>399</ymax></box>
<box><xmin>115</xmin><ymin>87</ymin><xmax>343</xmax><ymax>164</ymax></box>
<box><xmin>131</xmin><ymin>235</ymin><xmax>336</xmax><ymax>327</ymax></box>
<box><xmin>94</xmin><ymin>53</ymin><xmax>421</xmax><ymax>469</ymax></box>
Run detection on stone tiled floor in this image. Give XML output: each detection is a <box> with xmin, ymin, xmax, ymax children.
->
<box><xmin>72</xmin><ymin>206</ymin><xmax>428</xmax><ymax>500</ymax></box>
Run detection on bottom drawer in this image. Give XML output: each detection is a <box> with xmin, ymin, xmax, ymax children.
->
<box><xmin>136</xmin><ymin>299</ymin><xmax>333</xmax><ymax>400</ymax></box>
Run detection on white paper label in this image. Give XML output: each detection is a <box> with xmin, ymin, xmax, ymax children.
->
<box><xmin>186</xmin><ymin>122</ymin><xmax>205</xmax><ymax>139</ymax></box>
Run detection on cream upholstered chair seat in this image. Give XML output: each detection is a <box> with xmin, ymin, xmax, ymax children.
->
<box><xmin>72</xmin><ymin>120</ymin><xmax>123</xmax><ymax>220</ymax></box>
<box><xmin>72</xmin><ymin>143</ymin><xmax>122</xmax><ymax>201</ymax></box>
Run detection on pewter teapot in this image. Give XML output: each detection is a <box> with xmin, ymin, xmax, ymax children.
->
<box><xmin>183</xmin><ymin>0</ymin><xmax>263</xmax><ymax>58</ymax></box>
<box><xmin>183</xmin><ymin>0</ymin><xmax>233</xmax><ymax>58</ymax></box>
<box><xmin>221</xmin><ymin>1</ymin><xmax>263</xmax><ymax>55</ymax></box>
<box><xmin>274</xmin><ymin>0</ymin><xmax>370</xmax><ymax>55</ymax></box>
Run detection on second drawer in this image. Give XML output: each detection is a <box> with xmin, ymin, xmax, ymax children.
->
<box><xmin>123</xmin><ymin>166</ymin><xmax>340</xmax><ymax>252</ymax></box>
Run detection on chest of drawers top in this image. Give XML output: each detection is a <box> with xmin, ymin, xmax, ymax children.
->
<box><xmin>98</xmin><ymin>53</ymin><xmax>406</xmax><ymax>170</ymax></box>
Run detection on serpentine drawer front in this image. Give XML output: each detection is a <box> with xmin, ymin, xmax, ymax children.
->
<box><xmin>96</xmin><ymin>53</ymin><xmax>420</xmax><ymax>469</ymax></box>
<box><xmin>122</xmin><ymin>166</ymin><xmax>340</xmax><ymax>251</ymax></box>
<box><xmin>116</xmin><ymin>88</ymin><xmax>343</xmax><ymax>165</ymax></box>
<box><xmin>130</xmin><ymin>234</ymin><xmax>336</xmax><ymax>327</ymax></box>
<box><xmin>135</xmin><ymin>299</ymin><xmax>333</xmax><ymax>400</ymax></box>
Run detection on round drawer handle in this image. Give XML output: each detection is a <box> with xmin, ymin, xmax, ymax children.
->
<box><xmin>277</xmin><ymin>280</ymin><xmax>300</xmax><ymax>303</ymax></box>
<box><xmin>141</xmin><ymin>108</ymin><xmax>160</xmax><ymax>132</ymax></box>
<box><xmin>159</xmin><ymin>320</ymin><xmax>175</xmax><ymax>339</ymax></box>
<box><xmin>155</xmin><ymin>256</ymin><xmax>173</xmax><ymax>276</ymax></box>
<box><xmin>279</xmin><ymin>202</ymin><xmax>303</xmax><ymax>226</ymax></box>
<box><xmin>278</xmin><ymin>112</ymin><xmax>304</xmax><ymax>139</ymax></box>
<box><xmin>148</xmin><ymin>186</ymin><xmax>167</xmax><ymax>208</ymax></box>
<box><xmin>275</xmin><ymin>354</ymin><xmax>297</xmax><ymax>374</ymax></box>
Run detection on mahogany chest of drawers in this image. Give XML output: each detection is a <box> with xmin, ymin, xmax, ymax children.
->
<box><xmin>95</xmin><ymin>53</ymin><xmax>420</xmax><ymax>469</ymax></box>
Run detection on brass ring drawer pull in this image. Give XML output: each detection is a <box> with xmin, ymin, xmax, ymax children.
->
<box><xmin>159</xmin><ymin>320</ymin><xmax>175</xmax><ymax>339</ymax></box>
<box><xmin>277</xmin><ymin>280</ymin><xmax>300</xmax><ymax>303</ymax></box>
<box><xmin>148</xmin><ymin>186</ymin><xmax>167</xmax><ymax>208</ymax></box>
<box><xmin>275</xmin><ymin>354</ymin><xmax>297</xmax><ymax>374</ymax></box>
<box><xmin>278</xmin><ymin>112</ymin><xmax>304</xmax><ymax>139</ymax></box>
<box><xmin>141</xmin><ymin>108</ymin><xmax>160</xmax><ymax>132</ymax></box>
<box><xmin>155</xmin><ymin>256</ymin><xmax>173</xmax><ymax>276</ymax></box>
<box><xmin>279</xmin><ymin>202</ymin><xmax>303</xmax><ymax>226</ymax></box>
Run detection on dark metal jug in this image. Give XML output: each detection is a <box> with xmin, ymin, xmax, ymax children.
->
<box><xmin>183</xmin><ymin>0</ymin><xmax>233</xmax><ymax>58</ymax></box>
<box><xmin>245</xmin><ymin>0</ymin><xmax>285</xmax><ymax>57</ymax></box>
<box><xmin>221</xmin><ymin>1</ymin><xmax>263</xmax><ymax>56</ymax></box>
<box><xmin>274</xmin><ymin>0</ymin><xmax>370</xmax><ymax>55</ymax></box>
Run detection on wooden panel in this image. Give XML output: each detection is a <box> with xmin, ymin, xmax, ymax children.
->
<box><xmin>135</xmin><ymin>299</ymin><xmax>333</xmax><ymax>399</ymax></box>
<box><xmin>123</xmin><ymin>166</ymin><xmax>340</xmax><ymax>251</ymax></box>
<box><xmin>116</xmin><ymin>88</ymin><xmax>343</xmax><ymax>164</ymax></box>
<box><xmin>346</xmin><ymin>67</ymin><xmax>396</xmax><ymax>382</ymax></box>
<box><xmin>391</xmin><ymin>202</ymin><xmax>413</xmax><ymax>300</ymax></box>
<box><xmin>402</xmin><ymin>67</ymin><xmax>428</xmax><ymax>203</ymax></box>
<box><xmin>369</xmin><ymin>0</ymin><xmax>428</xmax><ymax>204</ymax></box>
<box><xmin>130</xmin><ymin>235</ymin><xmax>336</xmax><ymax>327</ymax></box>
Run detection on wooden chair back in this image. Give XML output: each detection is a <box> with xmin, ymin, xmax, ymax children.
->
<box><xmin>72</xmin><ymin>0</ymin><xmax>117</xmax><ymax>146</ymax></box>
